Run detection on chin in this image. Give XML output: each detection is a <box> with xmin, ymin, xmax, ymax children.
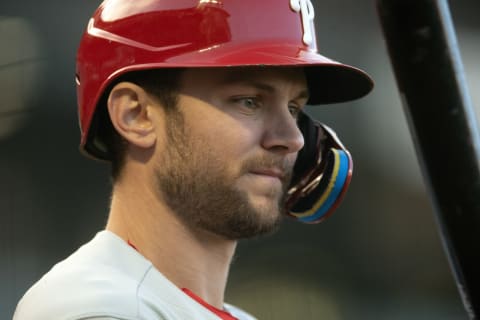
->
<box><xmin>249</xmin><ymin>202</ymin><xmax>283</xmax><ymax>229</ymax></box>
<box><xmin>249</xmin><ymin>194</ymin><xmax>283</xmax><ymax>215</ymax></box>
<box><xmin>216</xmin><ymin>203</ymin><xmax>283</xmax><ymax>240</ymax></box>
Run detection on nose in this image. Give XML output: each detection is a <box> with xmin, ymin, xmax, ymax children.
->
<box><xmin>261</xmin><ymin>109</ymin><xmax>305</xmax><ymax>155</ymax></box>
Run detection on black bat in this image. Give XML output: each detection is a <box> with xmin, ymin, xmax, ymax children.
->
<box><xmin>376</xmin><ymin>0</ymin><xmax>480</xmax><ymax>318</ymax></box>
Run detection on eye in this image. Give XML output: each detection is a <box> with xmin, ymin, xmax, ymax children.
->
<box><xmin>231</xmin><ymin>96</ymin><xmax>261</xmax><ymax>111</ymax></box>
<box><xmin>288</xmin><ymin>104</ymin><xmax>301</xmax><ymax>119</ymax></box>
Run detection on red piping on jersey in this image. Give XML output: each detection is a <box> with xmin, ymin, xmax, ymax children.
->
<box><xmin>182</xmin><ymin>288</ymin><xmax>239</xmax><ymax>320</ymax></box>
<box><xmin>127</xmin><ymin>239</ymin><xmax>138</xmax><ymax>251</ymax></box>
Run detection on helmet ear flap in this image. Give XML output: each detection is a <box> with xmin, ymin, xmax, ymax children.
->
<box><xmin>286</xmin><ymin>112</ymin><xmax>353</xmax><ymax>223</ymax></box>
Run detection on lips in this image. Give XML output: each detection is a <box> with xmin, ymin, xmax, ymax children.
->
<box><xmin>250</xmin><ymin>168</ymin><xmax>285</xmax><ymax>180</ymax></box>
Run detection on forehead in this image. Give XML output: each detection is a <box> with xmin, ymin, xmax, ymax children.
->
<box><xmin>179</xmin><ymin>66</ymin><xmax>308</xmax><ymax>91</ymax></box>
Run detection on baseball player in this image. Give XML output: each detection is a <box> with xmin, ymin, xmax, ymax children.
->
<box><xmin>14</xmin><ymin>0</ymin><xmax>373</xmax><ymax>319</ymax></box>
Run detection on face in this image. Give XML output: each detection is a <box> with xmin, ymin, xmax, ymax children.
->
<box><xmin>154</xmin><ymin>67</ymin><xmax>307</xmax><ymax>240</ymax></box>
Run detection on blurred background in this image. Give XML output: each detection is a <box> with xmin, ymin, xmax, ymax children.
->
<box><xmin>1</xmin><ymin>0</ymin><xmax>478</xmax><ymax>319</ymax></box>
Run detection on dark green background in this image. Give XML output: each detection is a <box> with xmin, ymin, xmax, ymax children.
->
<box><xmin>1</xmin><ymin>1</ymin><xmax>479</xmax><ymax>319</ymax></box>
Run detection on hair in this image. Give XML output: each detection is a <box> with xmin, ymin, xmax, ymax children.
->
<box><xmin>94</xmin><ymin>68</ymin><xmax>184</xmax><ymax>182</ymax></box>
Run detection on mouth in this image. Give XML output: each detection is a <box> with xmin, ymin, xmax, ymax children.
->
<box><xmin>250</xmin><ymin>168</ymin><xmax>286</xmax><ymax>181</ymax></box>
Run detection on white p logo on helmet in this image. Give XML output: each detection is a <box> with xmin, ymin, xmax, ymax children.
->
<box><xmin>290</xmin><ymin>0</ymin><xmax>315</xmax><ymax>46</ymax></box>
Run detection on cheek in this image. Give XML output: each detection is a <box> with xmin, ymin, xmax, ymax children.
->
<box><xmin>180</xmin><ymin>95</ymin><xmax>263</xmax><ymax>168</ymax></box>
<box><xmin>193</xmin><ymin>122</ymin><xmax>254</xmax><ymax>173</ymax></box>
<box><xmin>186</xmin><ymin>108</ymin><xmax>259</xmax><ymax>154</ymax></box>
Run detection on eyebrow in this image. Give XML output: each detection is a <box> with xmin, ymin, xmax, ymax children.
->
<box><xmin>221</xmin><ymin>77</ymin><xmax>310</xmax><ymax>101</ymax></box>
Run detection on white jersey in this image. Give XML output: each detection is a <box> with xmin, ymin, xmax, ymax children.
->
<box><xmin>14</xmin><ymin>231</ymin><xmax>256</xmax><ymax>320</ymax></box>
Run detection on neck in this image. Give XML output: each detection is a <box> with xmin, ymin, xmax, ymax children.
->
<box><xmin>106</xmin><ymin>170</ymin><xmax>237</xmax><ymax>309</ymax></box>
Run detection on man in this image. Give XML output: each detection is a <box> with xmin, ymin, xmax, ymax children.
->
<box><xmin>14</xmin><ymin>0</ymin><xmax>373</xmax><ymax>319</ymax></box>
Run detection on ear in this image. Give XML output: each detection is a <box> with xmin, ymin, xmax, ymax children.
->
<box><xmin>107</xmin><ymin>82</ymin><xmax>156</xmax><ymax>149</ymax></box>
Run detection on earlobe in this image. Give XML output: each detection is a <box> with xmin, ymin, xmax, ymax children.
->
<box><xmin>107</xmin><ymin>82</ymin><xmax>157</xmax><ymax>149</ymax></box>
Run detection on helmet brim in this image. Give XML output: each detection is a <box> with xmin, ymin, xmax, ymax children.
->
<box><xmin>109</xmin><ymin>42</ymin><xmax>374</xmax><ymax>105</ymax></box>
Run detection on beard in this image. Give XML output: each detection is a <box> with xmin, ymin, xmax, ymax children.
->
<box><xmin>155</xmin><ymin>107</ymin><xmax>293</xmax><ymax>240</ymax></box>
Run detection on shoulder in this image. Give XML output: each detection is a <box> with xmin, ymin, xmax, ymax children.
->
<box><xmin>14</xmin><ymin>231</ymin><xmax>152</xmax><ymax>320</ymax></box>
<box><xmin>14</xmin><ymin>269</ymin><xmax>139</xmax><ymax>320</ymax></box>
